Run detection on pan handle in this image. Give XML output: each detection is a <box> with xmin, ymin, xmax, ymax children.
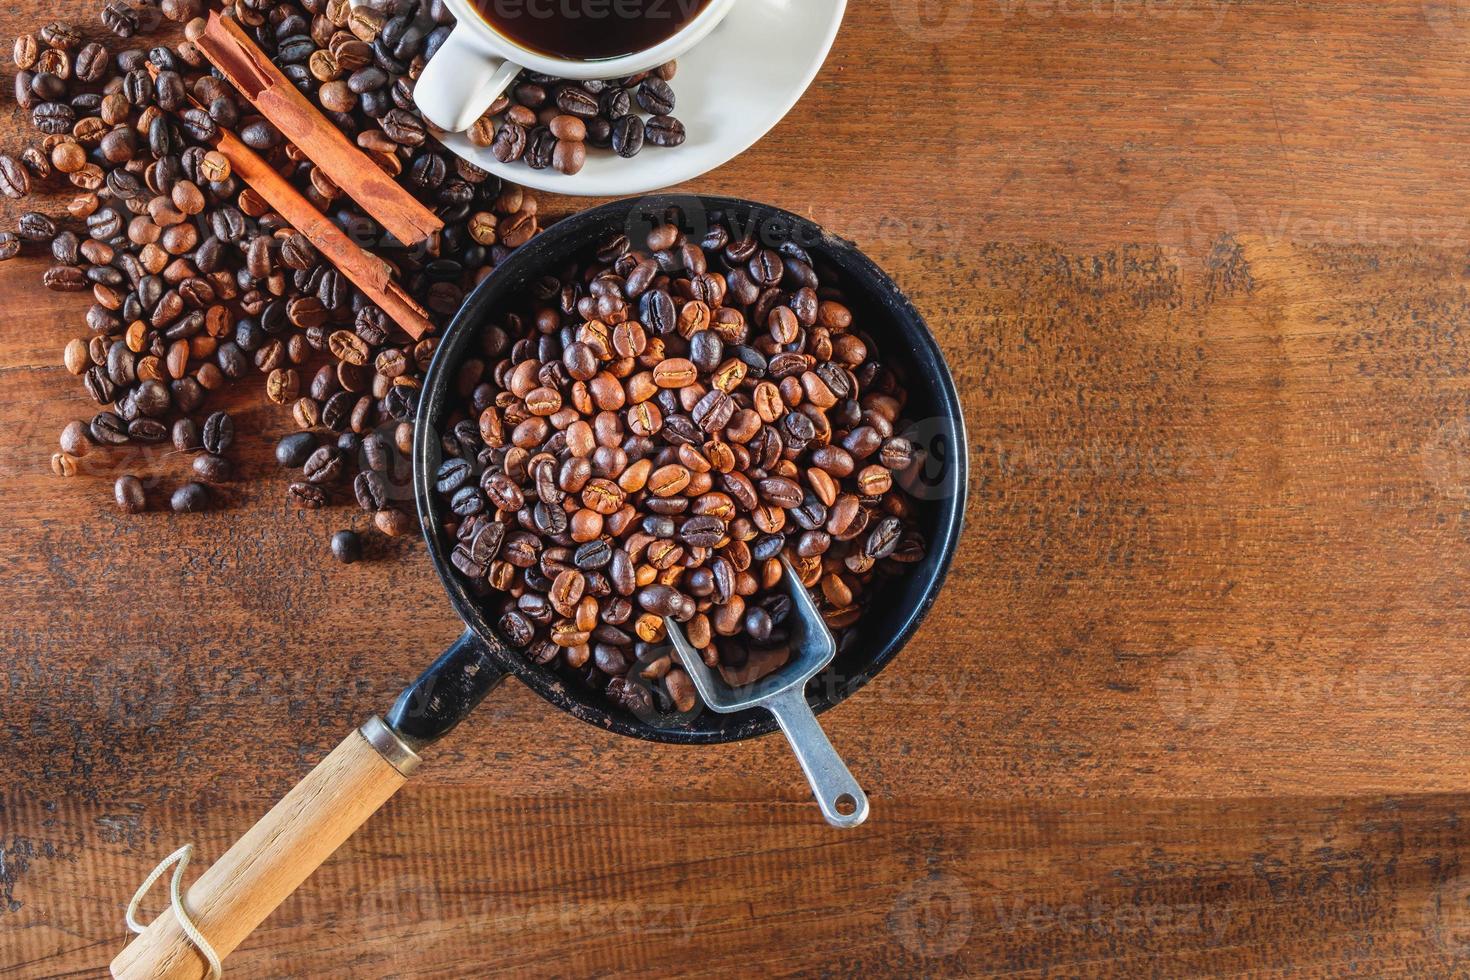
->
<box><xmin>110</xmin><ymin>630</ymin><xmax>505</xmax><ymax>980</ymax></box>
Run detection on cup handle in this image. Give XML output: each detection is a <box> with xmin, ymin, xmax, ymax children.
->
<box><xmin>414</xmin><ymin>27</ymin><xmax>521</xmax><ymax>134</ymax></box>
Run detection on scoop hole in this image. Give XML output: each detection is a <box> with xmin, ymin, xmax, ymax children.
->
<box><xmin>834</xmin><ymin>793</ymin><xmax>857</xmax><ymax>816</ymax></box>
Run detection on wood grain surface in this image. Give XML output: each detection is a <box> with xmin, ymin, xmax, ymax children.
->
<box><xmin>7</xmin><ymin>0</ymin><xmax>1470</xmax><ymax>975</ymax></box>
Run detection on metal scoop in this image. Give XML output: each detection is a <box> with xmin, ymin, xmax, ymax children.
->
<box><xmin>666</xmin><ymin>557</ymin><xmax>870</xmax><ymax>828</ymax></box>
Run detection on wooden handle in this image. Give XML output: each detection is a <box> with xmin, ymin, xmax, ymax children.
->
<box><xmin>111</xmin><ymin>719</ymin><xmax>419</xmax><ymax>980</ymax></box>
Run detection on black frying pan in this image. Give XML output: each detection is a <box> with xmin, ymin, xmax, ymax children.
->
<box><xmin>112</xmin><ymin>195</ymin><xmax>968</xmax><ymax>980</ymax></box>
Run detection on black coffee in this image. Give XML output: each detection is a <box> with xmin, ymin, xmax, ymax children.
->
<box><xmin>473</xmin><ymin>0</ymin><xmax>712</xmax><ymax>62</ymax></box>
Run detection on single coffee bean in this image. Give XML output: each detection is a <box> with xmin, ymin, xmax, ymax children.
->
<box><xmin>354</xmin><ymin>470</ymin><xmax>389</xmax><ymax>511</ymax></box>
<box><xmin>553</xmin><ymin>139</ymin><xmax>585</xmax><ymax>175</ymax></box>
<box><xmin>374</xmin><ymin>507</ymin><xmax>413</xmax><ymax>536</ymax></box>
<box><xmin>173</xmin><ymin>418</ymin><xmax>201</xmax><ymax>452</ymax></box>
<box><xmin>611</xmin><ymin>114</ymin><xmax>644</xmax><ymax>158</ymax></box>
<box><xmin>59</xmin><ymin>419</ymin><xmax>91</xmax><ymax>456</ymax></box>
<box><xmin>331</xmin><ymin>529</ymin><xmax>363</xmax><ymax>564</ymax></box>
<box><xmin>192</xmin><ymin>454</ymin><xmax>232</xmax><ymax>482</ymax></box>
<box><xmin>555</xmin><ymin>85</ymin><xmax>599</xmax><ymax>118</ymax></box>
<box><xmin>90</xmin><ymin>411</ymin><xmax>129</xmax><ymax>445</ymax></box>
<box><xmin>644</xmin><ymin>115</ymin><xmax>686</xmax><ymax>147</ymax></box>
<box><xmin>276</xmin><ymin>432</ymin><xmax>317</xmax><ymax>467</ymax></box>
<box><xmin>170</xmin><ymin>482</ymin><xmax>208</xmax><ymax>513</ymax></box>
<box><xmin>288</xmin><ymin>481</ymin><xmax>327</xmax><ymax>509</ymax></box>
<box><xmin>637</xmin><ymin>78</ymin><xmax>676</xmax><ymax>116</ymax></box>
<box><xmin>492</xmin><ymin>122</ymin><xmax>528</xmax><ymax>162</ymax></box>
<box><xmin>201</xmin><ymin>411</ymin><xmax>233</xmax><ymax>453</ymax></box>
<box><xmin>304</xmin><ymin>445</ymin><xmax>344</xmax><ymax>483</ymax></box>
<box><xmin>114</xmin><ymin>474</ymin><xmax>146</xmax><ymax>513</ymax></box>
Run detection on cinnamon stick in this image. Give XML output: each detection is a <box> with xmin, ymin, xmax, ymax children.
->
<box><xmin>193</xmin><ymin>11</ymin><xmax>442</xmax><ymax>249</ymax></box>
<box><xmin>209</xmin><ymin>126</ymin><xmax>435</xmax><ymax>339</ymax></box>
<box><xmin>147</xmin><ymin>64</ymin><xmax>433</xmax><ymax>339</ymax></box>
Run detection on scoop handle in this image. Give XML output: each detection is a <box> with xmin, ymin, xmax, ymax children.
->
<box><xmin>766</xmin><ymin>687</ymin><xmax>870</xmax><ymax>828</ymax></box>
<box><xmin>110</xmin><ymin>717</ymin><xmax>419</xmax><ymax>980</ymax></box>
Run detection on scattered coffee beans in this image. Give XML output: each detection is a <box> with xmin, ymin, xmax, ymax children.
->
<box><xmin>8</xmin><ymin>8</ymin><xmax>541</xmax><ymax>546</ymax></box>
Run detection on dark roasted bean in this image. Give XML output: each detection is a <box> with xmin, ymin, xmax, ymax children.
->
<box><xmin>170</xmin><ymin>482</ymin><xmax>209</xmax><ymax>513</ymax></box>
<box><xmin>331</xmin><ymin>529</ymin><xmax>363</xmax><ymax>564</ymax></box>
<box><xmin>201</xmin><ymin>411</ymin><xmax>233</xmax><ymax>453</ymax></box>
<box><xmin>354</xmin><ymin>470</ymin><xmax>389</xmax><ymax>510</ymax></box>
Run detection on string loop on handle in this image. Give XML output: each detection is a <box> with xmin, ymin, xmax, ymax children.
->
<box><xmin>125</xmin><ymin>843</ymin><xmax>223</xmax><ymax>980</ymax></box>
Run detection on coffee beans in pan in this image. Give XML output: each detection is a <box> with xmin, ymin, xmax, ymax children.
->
<box><xmin>432</xmin><ymin>213</ymin><xmax>929</xmax><ymax>717</ymax></box>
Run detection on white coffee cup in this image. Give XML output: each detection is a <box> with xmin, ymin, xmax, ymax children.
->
<box><xmin>415</xmin><ymin>0</ymin><xmax>739</xmax><ymax>134</ymax></box>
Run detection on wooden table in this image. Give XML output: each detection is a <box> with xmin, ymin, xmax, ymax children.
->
<box><xmin>7</xmin><ymin>0</ymin><xmax>1470</xmax><ymax>975</ymax></box>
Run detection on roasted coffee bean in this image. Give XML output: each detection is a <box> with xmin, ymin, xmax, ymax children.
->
<box><xmin>375</xmin><ymin>507</ymin><xmax>414</xmax><ymax>536</ymax></box>
<box><xmin>201</xmin><ymin>411</ymin><xmax>233</xmax><ymax>453</ymax></box>
<box><xmin>865</xmin><ymin>515</ymin><xmax>902</xmax><ymax>559</ymax></box>
<box><xmin>90</xmin><ymin>411</ymin><xmax>129</xmax><ymax>445</ymax></box>
<box><xmin>33</xmin><ymin>101</ymin><xmax>74</xmax><ymax>134</ymax></box>
<box><xmin>43</xmin><ymin>265</ymin><xmax>86</xmax><ymax>291</ymax></box>
<box><xmin>525</xmin><ymin>126</ymin><xmax>556</xmax><ymax>169</ymax></box>
<box><xmin>637</xmin><ymin>78</ymin><xmax>675</xmax><ymax>116</ymax></box>
<box><xmin>193</xmin><ymin>454</ymin><xmax>232</xmax><ymax>482</ymax></box>
<box><xmin>611</xmin><ymin>114</ymin><xmax>644</xmax><ymax>158</ymax></box>
<box><xmin>172</xmin><ymin>418</ymin><xmax>201</xmax><ymax>452</ymax></box>
<box><xmin>644</xmin><ymin>115</ymin><xmax>686</xmax><ymax>147</ymax></box>
<box><xmin>436</xmin><ymin>457</ymin><xmax>473</xmax><ymax>495</ymax></box>
<box><xmin>354</xmin><ymin>470</ymin><xmax>389</xmax><ymax>511</ymax></box>
<box><xmin>239</xmin><ymin>119</ymin><xmax>281</xmax><ymax>151</ymax></box>
<box><xmin>274</xmin><ymin>432</ymin><xmax>316</xmax><ymax>467</ymax></box>
<box><xmin>102</xmin><ymin>2</ymin><xmax>140</xmax><ymax>37</ymax></box>
<box><xmin>679</xmin><ymin>515</ymin><xmax>727</xmax><ymax>548</ymax></box>
<box><xmin>40</xmin><ymin>21</ymin><xmax>80</xmax><ymax>49</ymax></box>
<box><xmin>304</xmin><ymin>445</ymin><xmax>344</xmax><ymax>483</ymax></box>
<box><xmin>498</xmin><ymin>609</ymin><xmax>534</xmax><ymax>648</ymax></box>
<box><xmin>381</xmin><ymin>107</ymin><xmax>426</xmax><ymax>145</ymax></box>
<box><xmin>170</xmin><ymin>482</ymin><xmax>208</xmax><ymax>513</ymax></box>
<box><xmin>75</xmin><ymin>42</ymin><xmax>107</xmax><ymax>82</ymax></box>
<box><xmin>288</xmin><ymin>481</ymin><xmax>327</xmax><ymax>509</ymax></box>
<box><xmin>128</xmin><ymin>418</ymin><xmax>168</xmax><ymax>442</ymax></box>
<box><xmin>13</xmin><ymin>34</ymin><xmax>38</xmax><ymax>70</ymax></box>
<box><xmin>331</xmin><ymin>529</ymin><xmax>363</xmax><ymax>564</ymax></box>
<box><xmin>555</xmin><ymin>85</ymin><xmax>599</xmax><ymax>118</ymax></box>
<box><xmin>114</xmin><ymin>474</ymin><xmax>145</xmax><ymax>513</ymax></box>
<box><xmin>573</xmin><ymin>538</ymin><xmax>613</xmax><ymax>569</ymax></box>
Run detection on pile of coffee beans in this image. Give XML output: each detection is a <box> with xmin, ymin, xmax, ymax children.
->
<box><xmin>6</xmin><ymin>2</ymin><xmax>541</xmax><ymax>542</ymax></box>
<box><xmin>430</xmin><ymin>211</ymin><xmax>927</xmax><ymax>716</ymax></box>
<box><xmin>471</xmin><ymin>64</ymin><xmax>686</xmax><ymax>176</ymax></box>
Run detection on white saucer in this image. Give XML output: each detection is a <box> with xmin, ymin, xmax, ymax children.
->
<box><xmin>437</xmin><ymin>0</ymin><xmax>848</xmax><ymax>198</ymax></box>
